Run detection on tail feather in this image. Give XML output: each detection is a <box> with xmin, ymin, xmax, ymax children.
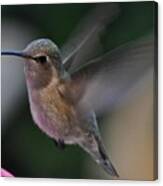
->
<box><xmin>79</xmin><ymin>134</ymin><xmax>119</xmax><ymax>178</ymax></box>
<box><xmin>96</xmin><ymin>136</ymin><xmax>119</xmax><ymax>177</ymax></box>
<box><xmin>98</xmin><ymin>142</ymin><xmax>119</xmax><ymax>177</ymax></box>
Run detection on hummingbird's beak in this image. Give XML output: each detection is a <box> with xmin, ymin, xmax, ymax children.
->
<box><xmin>1</xmin><ymin>50</ymin><xmax>32</xmax><ymax>59</ymax></box>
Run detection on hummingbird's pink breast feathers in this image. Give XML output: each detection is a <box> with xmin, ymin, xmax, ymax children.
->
<box><xmin>26</xmin><ymin>77</ymin><xmax>82</xmax><ymax>142</ymax></box>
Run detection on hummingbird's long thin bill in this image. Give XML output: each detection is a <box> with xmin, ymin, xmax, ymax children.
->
<box><xmin>1</xmin><ymin>51</ymin><xmax>31</xmax><ymax>59</ymax></box>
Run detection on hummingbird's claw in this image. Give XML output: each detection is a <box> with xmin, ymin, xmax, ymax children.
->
<box><xmin>52</xmin><ymin>139</ymin><xmax>58</xmax><ymax>147</ymax></box>
<box><xmin>58</xmin><ymin>139</ymin><xmax>66</xmax><ymax>149</ymax></box>
<box><xmin>53</xmin><ymin>139</ymin><xmax>65</xmax><ymax>150</ymax></box>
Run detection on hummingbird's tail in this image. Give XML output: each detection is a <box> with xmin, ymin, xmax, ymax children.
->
<box><xmin>96</xmin><ymin>136</ymin><xmax>119</xmax><ymax>178</ymax></box>
<box><xmin>79</xmin><ymin>134</ymin><xmax>119</xmax><ymax>178</ymax></box>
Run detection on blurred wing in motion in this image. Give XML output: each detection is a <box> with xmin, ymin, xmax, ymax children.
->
<box><xmin>70</xmin><ymin>35</ymin><xmax>155</xmax><ymax>114</ymax></box>
<box><xmin>61</xmin><ymin>3</ymin><xmax>120</xmax><ymax>71</ymax></box>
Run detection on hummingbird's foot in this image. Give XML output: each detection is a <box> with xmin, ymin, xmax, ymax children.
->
<box><xmin>52</xmin><ymin>139</ymin><xmax>65</xmax><ymax>150</ymax></box>
<box><xmin>53</xmin><ymin>139</ymin><xmax>59</xmax><ymax>147</ymax></box>
<box><xmin>58</xmin><ymin>139</ymin><xmax>65</xmax><ymax>149</ymax></box>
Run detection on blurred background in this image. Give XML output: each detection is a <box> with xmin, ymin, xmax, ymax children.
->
<box><xmin>1</xmin><ymin>2</ymin><xmax>157</xmax><ymax>180</ymax></box>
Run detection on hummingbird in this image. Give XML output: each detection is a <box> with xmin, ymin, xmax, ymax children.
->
<box><xmin>1</xmin><ymin>4</ymin><xmax>154</xmax><ymax>178</ymax></box>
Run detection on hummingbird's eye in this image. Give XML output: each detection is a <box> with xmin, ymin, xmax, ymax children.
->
<box><xmin>34</xmin><ymin>56</ymin><xmax>47</xmax><ymax>64</ymax></box>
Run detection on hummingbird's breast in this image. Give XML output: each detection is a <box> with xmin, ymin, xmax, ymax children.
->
<box><xmin>26</xmin><ymin>78</ymin><xmax>82</xmax><ymax>142</ymax></box>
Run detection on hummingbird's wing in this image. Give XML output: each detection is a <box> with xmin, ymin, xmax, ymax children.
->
<box><xmin>61</xmin><ymin>3</ymin><xmax>120</xmax><ymax>71</ymax></box>
<box><xmin>70</xmin><ymin>35</ymin><xmax>155</xmax><ymax>114</ymax></box>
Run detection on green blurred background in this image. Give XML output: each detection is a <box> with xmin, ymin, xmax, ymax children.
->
<box><xmin>1</xmin><ymin>2</ymin><xmax>156</xmax><ymax>180</ymax></box>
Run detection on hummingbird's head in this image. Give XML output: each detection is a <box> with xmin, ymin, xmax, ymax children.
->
<box><xmin>2</xmin><ymin>39</ymin><xmax>64</xmax><ymax>89</ymax></box>
<box><xmin>23</xmin><ymin>38</ymin><xmax>61</xmax><ymax>64</ymax></box>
